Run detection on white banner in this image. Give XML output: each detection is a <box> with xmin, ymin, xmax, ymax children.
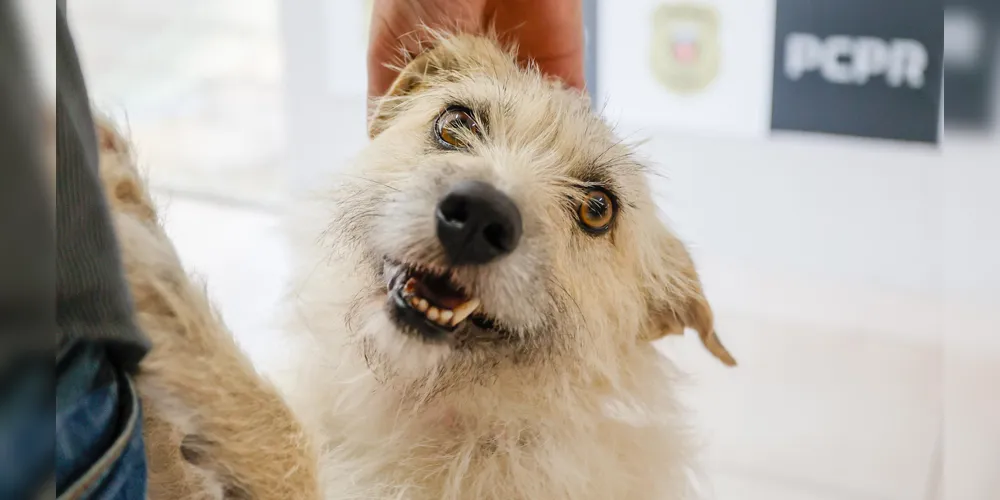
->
<box><xmin>597</xmin><ymin>0</ymin><xmax>776</xmax><ymax>138</ymax></box>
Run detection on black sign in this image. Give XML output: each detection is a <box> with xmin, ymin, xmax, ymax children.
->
<box><xmin>944</xmin><ymin>0</ymin><xmax>999</xmax><ymax>129</ymax></box>
<box><xmin>770</xmin><ymin>0</ymin><xmax>943</xmax><ymax>143</ymax></box>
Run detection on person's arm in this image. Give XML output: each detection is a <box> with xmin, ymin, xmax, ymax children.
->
<box><xmin>53</xmin><ymin>0</ymin><xmax>150</xmax><ymax>369</ymax></box>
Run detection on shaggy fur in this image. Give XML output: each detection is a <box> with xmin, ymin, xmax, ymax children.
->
<box><xmin>275</xmin><ymin>33</ymin><xmax>735</xmax><ymax>500</ymax></box>
<box><xmin>93</xmin><ymin>120</ymin><xmax>320</xmax><ymax>499</ymax></box>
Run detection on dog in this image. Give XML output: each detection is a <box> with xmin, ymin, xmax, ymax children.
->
<box><xmin>275</xmin><ymin>32</ymin><xmax>736</xmax><ymax>500</ymax></box>
<box><xmin>93</xmin><ymin>119</ymin><xmax>320</xmax><ymax>499</ymax></box>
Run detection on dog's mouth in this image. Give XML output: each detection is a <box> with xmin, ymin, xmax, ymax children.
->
<box><xmin>384</xmin><ymin>260</ymin><xmax>499</xmax><ymax>341</ymax></box>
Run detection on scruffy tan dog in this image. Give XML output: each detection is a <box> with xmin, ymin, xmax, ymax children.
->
<box><xmin>93</xmin><ymin>120</ymin><xmax>320</xmax><ymax>499</ymax></box>
<box><xmin>277</xmin><ymin>33</ymin><xmax>735</xmax><ymax>500</ymax></box>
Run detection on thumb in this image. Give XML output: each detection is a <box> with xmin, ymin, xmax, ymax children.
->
<box><xmin>490</xmin><ymin>0</ymin><xmax>585</xmax><ymax>91</ymax></box>
<box><xmin>366</xmin><ymin>0</ymin><xmax>485</xmax><ymax>101</ymax></box>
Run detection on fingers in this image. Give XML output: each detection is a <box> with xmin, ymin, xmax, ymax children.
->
<box><xmin>490</xmin><ymin>0</ymin><xmax>585</xmax><ymax>91</ymax></box>
<box><xmin>366</xmin><ymin>0</ymin><xmax>586</xmax><ymax>103</ymax></box>
<box><xmin>366</xmin><ymin>0</ymin><xmax>485</xmax><ymax>101</ymax></box>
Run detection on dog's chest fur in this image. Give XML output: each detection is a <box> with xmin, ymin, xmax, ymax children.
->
<box><xmin>304</xmin><ymin>373</ymin><xmax>693</xmax><ymax>500</ymax></box>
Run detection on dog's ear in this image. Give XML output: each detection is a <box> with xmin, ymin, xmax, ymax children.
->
<box><xmin>643</xmin><ymin>226</ymin><xmax>736</xmax><ymax>367</ymax></box>
<box><xmin>368</xmin><ymin>39</ymin><xmax>463</xmax><ymax>138</ymax></box>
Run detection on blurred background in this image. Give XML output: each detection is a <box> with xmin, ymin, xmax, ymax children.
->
<box><xmin>24</xmin><ymin>0</ymin><xmax>999</xmax><ymax>499</ymax></box>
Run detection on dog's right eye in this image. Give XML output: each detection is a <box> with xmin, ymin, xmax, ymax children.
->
<box><xmin>435</xmin><ymin>107</ymin><xmax>480</xmax><ymax>149</ymax></box>
<box><xmin>577</xmin><ymin>189</ymin><xmax>616</xmax><ymax>234</ymax></box>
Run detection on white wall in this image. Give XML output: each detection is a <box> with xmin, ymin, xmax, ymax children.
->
<box><xmin>636</xmin><ymin>131</ymin><xmax>954</xmax><ymax>343</ymax></box>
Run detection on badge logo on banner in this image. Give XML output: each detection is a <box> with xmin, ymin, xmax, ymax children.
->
<box><xmin>770</xmin><ymin>0</ymin><xmax>942</xmax><ymax>143</ymax></box>
<box><xmin>650</xmin><ymin>3</ymin><xmax>721</xmax><ymax>94</ymax></box>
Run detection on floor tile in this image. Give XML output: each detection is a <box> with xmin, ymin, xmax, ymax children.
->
<box><xmin>155</xmin><ymin>193</ymin><xmax>293</xmax><ymax>368</ymax></box>
<box><xmin>941</xmin><ymin>303</ymin><xmax>1000</xmax><ymax>500</ymax></box>
<box><xmin>660</xmin><ymin>315</ymin><xmax>941</xmax><ymax>500</ymax></box>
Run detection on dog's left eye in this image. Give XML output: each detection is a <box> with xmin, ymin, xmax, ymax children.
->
<box><xmin>435</xmin><ymin>107</ymin><xmax>480</xmax><ymax>149</ymax></box>
<box><xmin>578</xmin><ymin>189</ymin><xmax>616</xmax><ymax>234</ymax></box>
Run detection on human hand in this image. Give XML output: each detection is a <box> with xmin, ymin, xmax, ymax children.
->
<box><xmin>366</xmin><ymin>0</ymin><xmax>584</xmax><ymax>100</ymax></box>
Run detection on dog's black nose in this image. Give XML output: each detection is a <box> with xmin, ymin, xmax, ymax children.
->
<box><xmin>436</xmin><ymin>180</ymin><xmax>522</xmax><ymax>265</ymax></box>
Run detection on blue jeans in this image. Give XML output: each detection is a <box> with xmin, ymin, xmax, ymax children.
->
<box><xmin>0</xmin><ymin>343</ymin><xmax>147</xmax><ymax>499</ymax></box>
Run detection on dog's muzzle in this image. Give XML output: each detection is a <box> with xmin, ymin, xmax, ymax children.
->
<box><xmin>384</xmin><ymin>181</ymin><xmax>518</xmax><ymax>342</ymax></box>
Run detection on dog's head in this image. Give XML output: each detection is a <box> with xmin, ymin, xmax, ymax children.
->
<box><xmin>325</xmin><ymin>33</ymin><xmax>733</xmax><ymax>383</ymax></box>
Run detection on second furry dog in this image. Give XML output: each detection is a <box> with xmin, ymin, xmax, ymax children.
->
<box><xmin>94</xmin><ymin>121</ymin><xmax>320</xmax><ymax>499</ymax></box>
<box><xmin>277</xmin><ymin>33</ymin><xmax>735</xmax><ymax>500</ymax></box>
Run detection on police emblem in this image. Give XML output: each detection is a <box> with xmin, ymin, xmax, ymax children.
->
<box><xmin>650</xmin><ymin>3</ymin><xmax>721</xmax><ymax>93</ymax></box>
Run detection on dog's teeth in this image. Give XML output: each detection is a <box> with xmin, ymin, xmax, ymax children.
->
<box><xmin>450</xmin><ymin>298</ymin><xmax>481</xmax><ymax>325</ymax></box>
<box><xmin>416</xmin><ymin>298</ymin><xmax>429</xmax><ymax>312</ymax></box>
<box><xmin>427</xmin><ymin>307</ymin><xmax>440</xmax><ymax>322</ymax></box>
<box><xmin>403</xmin><ymin>278</ymin><xmax>416</xmax><ymax>294</ymax></box>
<box><xmin>438</xmin><ymin>310</ymin><xmax>454</xmax><ymax>324</ymax></box>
